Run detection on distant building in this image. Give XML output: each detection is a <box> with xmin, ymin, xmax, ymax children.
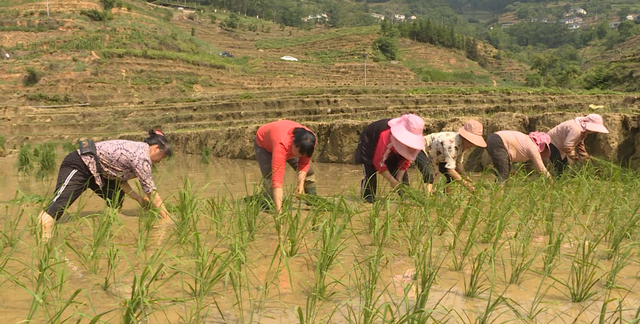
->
<box><xmin>394</xmin><ymin>14</ymin><xmax>405</xmax><ymax>21</ymax></box>
<box><xmin>370</xmin><ymin>13</ymin><xmax>385</xmax><ymax>20</ymax></box>
<box><xmin>625</xmin><ymin>14</ymin><xmax>634</xmax><ymax>21</ymax></box>
<box><xmin>302</xmin><ymin>13</ymin><xmax>328</xmax><ymax>22</ymax></box>
<box><xmin>408</xmin><ymin>15</ymin><xmax>417</xmax><ymax>20</ymax></box>
<box><xmin>501</xmin><ymin>22</ymin><xmax>514</xmax><ymax>29</ymax></box>
<box><xmin>565</xmin><ymin>7</ymin><xmax>587</xmax><ymax>16</ymax></box>
<box><xmin>560</xmin><ymin>16</ymin><xmax>582</xmax><ymax>24</ymax></box>
<box><xmin>610</xmin><ymin>21</ymin><xmax>621</xmax><ymax>28</ymax></box>
<box><xmin>568</xmin><ymin>23</ymin><xmax>581</xmax><ymax>30</ymax></box>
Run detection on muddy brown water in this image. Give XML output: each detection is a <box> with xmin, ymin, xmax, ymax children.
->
<box><xmin>1</xmin><ymin>153</ymin><xmax>640</xmax><ymax>323</ymax></box>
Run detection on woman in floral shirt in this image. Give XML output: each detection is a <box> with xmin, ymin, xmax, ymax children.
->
<box><xmin>415</xmin><ymin>120</ymin><xmax>486</xmax><ymax>194</ymax></box>
<box><xmin>37</xmin><ymin>130</ymin><xmax>173</xmax><ymax>240</ymax></box>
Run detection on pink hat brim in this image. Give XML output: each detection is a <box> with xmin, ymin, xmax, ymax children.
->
<box><xmin>390</xmin><ymin>135</ymin><xmax>420</xmax><ymax>161</ymax></box>
<box><xmin>388</xmin><ymin>118</ymin><xmax>425</xmax><ymax>150</ymax></box>
<box><xmin>586</xmin><ymin>122</ymin><xmax>609</xmax><ymax>134</ymax></box>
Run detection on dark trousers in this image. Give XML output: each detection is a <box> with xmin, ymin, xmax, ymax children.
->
<box><xmin>486</xmin><ymin>133</ymin><xmax>511</xmax><ymax>183</ymax></box>
<box><xmin>361</xmin><ymin>158</ymin><xmax>409</xmax><ymax>203</ymax></box>
<box><xmin>254</xmin><ymin>139</ymin><xmax>316</xmax><ymax>197</ymax></box>
<box><xmin>549</xmin><ymin>143</ymin><xmax>568</xmax><ymax>177</ymax></box>
<box><xmin>45</xmin><ymin>151</ymin><xmax>123</xmax><ymax>220</ymax></box>
<box><xmin>414</xmin><ymin>150</ymin><xmax>454</xmax><ymax>185</ymax></box>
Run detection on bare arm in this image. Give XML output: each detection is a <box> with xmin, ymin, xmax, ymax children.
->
<box><xmin>446</xmin><ymin>168</ymin><xmax>475</xmax><ymax>193</ymax></box>
<box><xmin>273</xmin><ymin>187</ymin><xmax>284</xmax><ymax>214</ymax></box>
<box><xmin>147</xmin><ymin>190</ymin><xmax>171</xmax><ymax>220</ymax></box>
<box><xmin>380</xmin><ymin>170</ymin><xmax>400</xmax><ymax>188</ymax></box>
<box><xmin>295</xmin><ymin>170</ymin><xmax>308</xmax><ymax>195</ymax></box>
<box><xmin>119</xmin><ymin>181</ymin><xmax>146</xmax><ymax>207</ymax></box>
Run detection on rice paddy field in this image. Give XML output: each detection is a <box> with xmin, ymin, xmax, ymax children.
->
<box><xmin>2</xmin><ymin>149</ymin><xmax>640</xmax><ymax>324</ymax></box>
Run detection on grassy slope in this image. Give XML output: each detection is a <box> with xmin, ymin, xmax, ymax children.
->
<box><xmin>0</xmin><ymin>0</ymin><xmax>534</xmax><ymax>106</ymax></box>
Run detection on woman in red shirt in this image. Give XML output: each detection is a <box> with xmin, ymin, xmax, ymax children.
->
<box><xmin>255</xmin><ymin>120</ymin><xmax>317</xmax><ymax>213</ymax></box>
<box><xmin>354</xmin><ymin>114</ymin><xmax>425</xmax><ymax>203</ymax></box>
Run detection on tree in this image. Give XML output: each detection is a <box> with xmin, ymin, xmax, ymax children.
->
<box><xmin>373</xmin><ymin>36</ymin><xmax>398</xmax><ymax>60</ymax></box>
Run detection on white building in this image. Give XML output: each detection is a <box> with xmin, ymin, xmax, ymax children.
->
<box><xmin>394</xmin><ymin>14</ymin><xmax>405</xmax><ymax>21</ymax></box>
<box><xmin>370</xmin><ymin>13</ymin><xmax>385</xmax><ymax>20</ymax></box>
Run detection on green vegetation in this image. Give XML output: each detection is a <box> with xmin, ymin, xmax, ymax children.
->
<box><xmin>16</xmin><ymin>143</ymin><xmax>33</xmax><ymax>174</ymax></box>
<box><xmin>255</xmin><ymin>26</ymin><xmax>376</xmax><ymax>49</ymax></box>
<box><xmin>201</xmin><ymin>146</ymin><xmax>212</xmax><ymax>164</ymax></box>
<box><xmin>3</xmin><ymin>161</ymin><xmax>640</xmax><ymax>321</ymax></box>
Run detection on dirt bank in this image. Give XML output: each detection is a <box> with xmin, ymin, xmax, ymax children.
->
<box><xmin>118</xmin><ymin>112</ymin><xmax>640</xmax><ymax>169</ymax></box>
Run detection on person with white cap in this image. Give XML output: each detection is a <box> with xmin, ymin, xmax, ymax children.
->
<box><xmin>414</xmin><ymin>120</ymin><xmax>487</xmax><ymax>194</ymax></box>
<box><xmin>354</xmin><ymin>114</ymin><xmax>425</xmax><ymax>203</ymax></box>
<box><xmin>486</xmin><ymin>131</ymin><xmax>552</xmax><ymax>182</ymax></box>
<box><xmin>547</xmin><ymin>114</ymin><xmax>609</xmax><ymax>176</ymax></box>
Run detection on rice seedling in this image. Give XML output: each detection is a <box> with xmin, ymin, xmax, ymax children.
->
<box><xmin>603</xmin><ymin>202</ymin><xmax>640</xmax><ymax>260</ymax></box>
<box><xmin>136</xmin><ymin>209</ymin><xmax>158</xmax><ymax>254</ymax></box>
<box><xmin>283</xmin><ymin>204</ymin><xmax>313</xmax><ymax>257</ymax></box>
<box><xmin>314</xmin><ymin>211</ymin><xmax>349</xmax><ymax>299</ymax></box>
<box><xmin>66</xmin><ymin>208</ymin><xmax>121</xmax><ymax>274</ymax></box>
<box><xmin>345</xmin><ymin>247</ymin><xmax>389</xmax><ymax>324</ymax></box>
<box><xmin>200</xmin><ymin>146</ymin><xmax>212</xmax><ymax>164</ymax></box>
<box><xmin>369</xmin><ymin>200</ymin><xmax>394</xmax><ymax>249</ymax></box>
<box><xmin>553</xmin><ymin>237</ymin><xmax>603</xmax><ymax>302</ymax></box>
<box><xmin>604</xmin><ymin>243</ymin><xmax>634</xmax><ymax>289</ymax></box>
<box><xmin>121</xmin><ymin>246</ymin><xmax>177</xmax><ymax>324</ymax></box>
<box><xmin>4</xmin><ymin>240</ymin><xmax>80</xmax><ymax>323</ymax></box>
<box><xmin>61</xmin><ymin>141</ymin><xmax>76</xmax><ymax>154</ymax></box>
<box><xmin>102</xmin><ymin>244</ymin><xmax>121</xmax><ymax>291</ymax></box>
<box><xmin>464</xmin><ymin>249</ymin><xmax>489</xmax><ymax>298</ymax></box>
<box><xmin>398</xmin><ymin>236</ymin><xmax>448</xmax><ymax>323</ymax></box>
<box><xmin>172</xmin><ymin>179</ymin><xmax>203</xmax><ymax>245</ymax></box>
<box><xmin>177</xmin><ymin>233</ymin><xmax>231</xmax><ymax>323</ymax></box>
<box><xmin>204</xmin><ymin>193</ymin><xmax>228</xmax><ymax>236</ymax></box>
<box><xmin>35</xmin><ymin>142</ymin><xmax>57</xmax><ymax>180</ymax></box>
<box><xmin>1</xmin><ymin>199</ymin><xmax>27</xmax><ymax>248</ymax></box>
<box><xmin>543</xmin><ymin>225</ymin><xmax>567</xmax><ymax>275</ymax></box>
<box><xmin>451</xmin><ymin>195</ymin><xmax>482</xmax><ymax>271</ymax></box>
<box><xmin>17</xmin><ymin>143</ymin><xmax>34</xmax><ymax>174</ymax></box>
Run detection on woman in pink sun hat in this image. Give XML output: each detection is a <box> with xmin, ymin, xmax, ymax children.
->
<box><xmin>486</xmin><ymin>130</ymin><xmax>552</xmax><ymax>182</ymax></box>
<box><xmin>414</xmin><ymin>120</ymin><xmax>486</xmax><ymax>194</ymax></box>
<box><xmin>354</xmin><ymin>114</ymin><xmax>425</xmax><ymax>203</ymax></box>
<box><xmin>547</xmin><ymin>114</ymin><xmax>609</xmax><ymax>176</ymax></box>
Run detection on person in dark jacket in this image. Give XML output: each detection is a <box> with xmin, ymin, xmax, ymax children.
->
<box><xmin>355</xmin><ymin>114</ymin><xmax>425</xmax><ymax>202</ymax></box>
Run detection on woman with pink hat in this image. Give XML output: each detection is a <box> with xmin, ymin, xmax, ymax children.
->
<box><xmin>354</xmin><ymin>114</ymin><xmax>425</xmax><ymax>203</ymax></box>
<box><xmin>414</xmin><ymin>120</ymin><xmax>486</xmax><ymax>194</ymax></box>
<box><xmin>486</xmin><ymin>131</ymin><xmax>552</xmax><ymax>182</ymax></box>
<box><xmin>547</xmin><ymin>114</ymin><xmax>609</xmax><ymax>176</ymax></box>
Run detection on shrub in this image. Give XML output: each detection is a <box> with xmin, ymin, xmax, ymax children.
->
<box><xmin>101</xmin><ymin>0</ymin><xmax>116</xmax><ymax>11</ymax></box>
<box><xmin>525</xmin><ymin>73</ymin><xmax>543</xmax><ymax>87</ymax></box>
<box><xmin>191</xmin><ymin>27</ymin><xmax>196</xmax><ymax>36</ymax></box>
<box><xmin>0</xmin><ymin>136</ymin><xmax>5</xmax><ymax>151</ymax></box>
<box><xmin>208</xmin><ymin>14</ymin><xmax>216</xmax><ymax>23</ymax></box>
<box><xmin>223</xmin><ymin>13</ymin><xmax>240</xmax><ymax>29</ymax></box>
<box><xmin>126</xmin><ymin>4</ymin><xmax>132</xmax><ymax>11</ymax></box>
<box><xmin>372</xmin><ymin>36</ymin><xmax>398</xmax><ymax>60</ymax></box>
<box><xmin>163</xmin><ymin>9</ymin><xmax>173</xmax><ymax>22</ymax></box>
<box><xmin>80</xmin><ymin>9</ymin><xmax>109</xmax><ymax>21</ymax></box>
<box><xmin>74</xmin><ymin>61</ymin><xmax>87</xmax><ymax>72</ymax></box>
<box><xmin>23</xmin><ymin>67</ymin><xmax>41</xmax><ymax>86</ymax></box>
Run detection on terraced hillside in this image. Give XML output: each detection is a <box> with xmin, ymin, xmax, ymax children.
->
<box><xmin>3</xmin><ymin>88</ymin><xmax>640</xmax><ymax>167</ymax></box>
<box><xmin>0</xmin><ymin>0</ymin><xmax>529</xmax><ymax>107</ymax></box>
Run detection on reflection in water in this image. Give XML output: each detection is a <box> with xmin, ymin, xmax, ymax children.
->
<box><xmin>1</xmin><ymin>153</ymin><xmax>639</xmax><ymax>323</ymax></box>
